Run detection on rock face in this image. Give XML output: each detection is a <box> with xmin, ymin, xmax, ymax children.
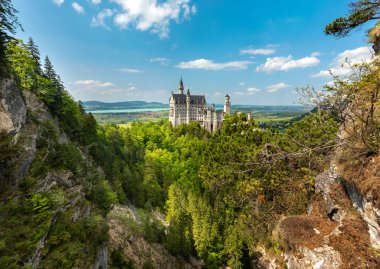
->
<box><xmin>0</xmin><ymin>79</ymin><xmax>35</xmax><ymax>185</ymax></box>
<box><xmin>92</xmin><ymin>244</ymin><xmax>108</xmax><ymax>269</ymax></box>
<box><xmin>0</xmin><ymin>79</ymin><xmax>26</xmax><ymax>134</ymax></box>
<box><xmin>346</xmin><ymin>183</ymin><xmax>380</xmax><ymax>250</ymax></box>
<box><xmin>280</xmin><ymin>164</ymin><xmax>380</xmax><ymax>269</ymax></box>
<box><xmin>284</xmin><ymin>246</ymin><xmax>341</xmax><ymax>269</ymax></box>
<box><xmin>108</xmin><ymin>205</ymin><xmax>195</xmax><ymax>269</ymax></box>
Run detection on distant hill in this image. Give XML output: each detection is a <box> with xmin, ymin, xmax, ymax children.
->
<box><xmin>83</xmin><ymin>101</ymin><xmax>169</xmax><ymax>111</ymax></box>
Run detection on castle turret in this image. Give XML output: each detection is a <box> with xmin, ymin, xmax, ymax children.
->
<box><xmin>186</xmin><ymin>88</ymin><xmax>191</xmax><ymax>124</ymax></box>
<box><xmin>178</xmin><ymin>78</ymin><xmax>184</xmax><ymax>94</ymax></box>
<box><xmin>224</xmin><ymin>94</ymin><xmax>231</xmax><ymax>115</ymax></box>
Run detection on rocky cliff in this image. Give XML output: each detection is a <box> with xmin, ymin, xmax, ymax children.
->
<box><xmin>0</xmin><ymin>78</ymin><xmax>107</xmax><ymax>268</ymax></box>
<box><xmin>0</xmin><ymin>78</ymin><xmax>198</xmax><ymax>269</ymax></box>
<box><xmin>265</xmin><ymin>155</ymin><xmax>380</xmax><ymax>269</ymax></box>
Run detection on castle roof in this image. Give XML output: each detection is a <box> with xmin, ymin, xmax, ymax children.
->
<box><xmin>171</xmin><ymin>93</ymin><xmax>206</xmax><ymax>104</ymax></box>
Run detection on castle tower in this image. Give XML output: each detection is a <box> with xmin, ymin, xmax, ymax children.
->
<box><xmin>178</xmin><ymin>78</ymin><xmax>184</xmax><ymax>94</ymax></box>
<box><xmin>224</xmin><ymin>94</ymin><xmax>231</xmax><ymax>115</ymax></box>
<box><xmin>186</xmin><ymin>88</ymin><xmax>191</xmax><ymax>124</ymax></box>
<box><xmin>247</xmin><ymin>112</ymin><xmax>252</xmax><ymax>121</ymax></box>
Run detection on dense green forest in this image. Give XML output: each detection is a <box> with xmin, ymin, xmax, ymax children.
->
<box><xmin>0</xmin><ymin>33</ymin><xmax>339</xmax><ymax>267</ymax></box>
<box><xmin>1</xmin><ymin>0</ymin><xmax>380</xmax><ymax>268</ymax></box>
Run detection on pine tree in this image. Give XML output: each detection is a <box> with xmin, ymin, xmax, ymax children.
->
<box><xmin>43</xmin><ymin>56</ymin><xmax>64</xmax><ymax>114</ymax></box>
<box><xmin>54</xmin><ymin>74</ymin><xmax>64</xmax><ymax>114</ymax></box>
<box><xmin>44</xmin><ymin>56</ymin><xmax>57</xmax><ymax>82</ymax></box>
<box><xmin>26</xmin><ymin>37</ymin><xmax>42</xmax><ymax>74</ymax></box>
<box><xmin>0</xmin><ymin>0</ymin><xmax>22</xmax><ymax>76</ymax></box>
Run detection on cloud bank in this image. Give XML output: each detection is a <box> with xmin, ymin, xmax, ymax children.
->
<box><xmin>256</xmin><ymin>54</ymin><xmax>320</xmax><ymax>72</ymax></box>
<box><xmin>177</xmin><ymin>59</ymin><xmax>252</xmax><ymax>70</ymax></box>
<box><xmin>266</xmin><ymin>83</ymin><xmax>291</xmax><ymax>93</ymax></box>
<box><xmin>112</xmin><ymin>0</ymin><xmax>197</xmax><ymax>38</ymax></box>
<box><xmin>72</xmin><ymin>2</ymin><xmax>85</xmax><ymax>13</ymax></box>
<box><xmin>313</xmin><ymin>46</ymin><xmax>373</xmax><ymax>78</ymax></box>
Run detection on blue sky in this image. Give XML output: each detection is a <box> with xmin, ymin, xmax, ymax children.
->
<box><xmin>13</xmin><ymin>0</ymin><xmax>374</xmax><ymax>105</ymax></box>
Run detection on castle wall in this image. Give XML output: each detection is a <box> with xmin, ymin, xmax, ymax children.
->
<box><xmin>169</xmin><ymin>80</ymin><xmax>229</xmax><ymax>132</ymax></box>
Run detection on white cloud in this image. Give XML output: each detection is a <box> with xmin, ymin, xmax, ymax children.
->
<box><xmin>313</xmin><ymin>46</ymin><xmax>373</xmax><ymax>78</ymax></box>
<box><xmin>266</xmin><ymin>82</ymin><xmax>291</xmax><ymax>93</ymax></box>
<box><xmin>311</xmin><ymin>52</ymin><xmax>321</xmax><ymax>57</ymax></box>
<box><xmin>118</xmin><ymin>68</ymin><xmax>143</xmax><ymax>73</ymax></box>
<box><xmin>177</xmin><ymin>59</ymin><xmax>252</xmax><ymax>70</ymax></box>
<box><xmin>91</xmin><ymin>9</ymin><xmax>113</xmax><ymax>29</ymax></box>
<box><xmin>240</xmin><ymin>48</ymin><xmax>275</xmax><ymax>56</ymax></box>
<box><xmin>92</xmin><ymin>0</ymin><xmax>102</xmax><ymax>4</ymax></box>
<box><xmin>112</xmin><ymin>0</ymin><xmax>197</xmax><ymax>38</ymax></box>
<box><xmin>214</xmin><ymin>92</ymin><xmax>224</xmax><ymax>96</ymax></box>
<box><xmin>72</xmin><ymin>2</ymin><xmax>85</xmax><ymax>13</ymax></box>
<box><xmin>150</xmin><ymin>57</ymin><xmax>170</xmax><ymax>65</ymax></box>
<box><xmin>247</xmin><ymin>87</ymin><xmax>261</xmax><ymax>93</ymax></box>
<box><xmin>52</xmin><ymin>0</ymin><xmax>64</xmax><ymax>5</ymax></box>
<box><xmin>239</xmin><ymin>82</ymin><xmax>245</xmax><ymax>86</ymax></box>
<box><xmin>234</xmin><ymin>87</ymin><xmax>261</xmax><ymax>95</ymax></box>
<box><xmin>74</xmin><ymin>80</ymin><xmax>114</xmax><ymax>87</ymax></box>
<box><xmin>70</xmin><ymin>80</ymin><xmax>139</xmax><ymax>101</ymax></box>
<box><xmin>256</xmin><ymin>54</ymin><xmax>320</xmax><ymax>72</ymax></box>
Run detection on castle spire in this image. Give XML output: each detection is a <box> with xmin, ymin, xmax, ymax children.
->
<box><xmin>178</xmin><ymin>77</ymin><xmax>184</xmax><ymax>94</ymax></box>
<box><xmin>187</xmin><ymin>87</ymin><xmax>190</xmax><ymax>95</ymax></box>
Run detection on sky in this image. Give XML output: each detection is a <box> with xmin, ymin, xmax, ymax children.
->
<box><xmin>12</xmin><ymin>0</ymin><xmax>375</xmax><ymax>105</ymax></box>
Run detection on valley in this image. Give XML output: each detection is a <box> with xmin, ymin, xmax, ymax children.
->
<box><xmin>1</xmin><ymin>1</ymin><xmax>380</xmax><ymax>269</ymax></box>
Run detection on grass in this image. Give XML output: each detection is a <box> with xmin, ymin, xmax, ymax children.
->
<box><xmin>253</xmin><ymin>115</ymin><xmax>295</xmax><ymax>123</ymax></box>
<box><xmin>117</xmin><ymin>123</ymin><xmax>132</xmax><ymax>129</ymax></box>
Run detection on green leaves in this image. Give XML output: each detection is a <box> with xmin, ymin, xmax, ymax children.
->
<box><xmin>31</xmin><ymin>193</ymin><xmax>50</xmax><ymax>213</ymax></box>
<box><xmin>91</xmin><ymin>179</ymin><xmax>117</xmax><ymax>213</ymax></box>
<box><xmin>325</xmin><ymin>0</ymin><xmax>380</xmax><ymax>50</ymax></box>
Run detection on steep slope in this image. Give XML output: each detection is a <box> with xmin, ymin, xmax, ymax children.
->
<box><xmin>0</xmin><ymin>77</ymin><xmax>198</xmax><ymax>269</ymax></box>
<box><xmin>279</xmin><ymin>162</ymin><xmax>380</xmax><ymax>268</ymax></box>
<box><xmin>0</xmin><ymin>78</ymin><xmax>108</xmax><ymax>268</ymax></box>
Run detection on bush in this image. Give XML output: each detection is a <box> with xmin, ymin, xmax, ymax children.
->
<box><xmin>91</xmin><ymin>179</ymin><xmax>117</xmax><ymax>213</ymax></box>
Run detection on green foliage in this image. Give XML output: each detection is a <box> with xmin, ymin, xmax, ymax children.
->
<box><xmin>0</xmin><ymin>0</ymin><xmax>21</xmax><ymax>76</ymax></box>
<box><xmin>325</xmin><ymin>1</ymin><xmax>380</xmax><ymax>37</ymax></box>
<box><xmin>110</xmin><ymin>248</ymin><xmax>136</xmax><ymax>269</ymax></box>
<box><xmin>0</xmin><ymin>131</ymin><xmax>20</xmax><ymax>181</ymax></box>
<box><xmin>6</xmin><ymin>39</ymin><xmax>37</xmax><ymax>88</ymax></box>
<box><xmin>91</xmin><ymin>179</ymin><xmax>118</xmax><ymax>213</ymax></box>
<box><xmin>0</xmin><ymin>35</ymin><xmax>346</xmax><ymax>269</ymax></box>
<box><xmin>142</xmin><ymin>260</ymin><xmax>155</xmax><ymax>269</ymax></box>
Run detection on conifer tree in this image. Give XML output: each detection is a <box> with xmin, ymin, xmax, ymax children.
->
<box><xmin>26</xmin><ymin>37</ymin><xmax>42</xmax><ymax>74</ymax></box>
<box><xmin>325</xmin><ymin>1</ymin><xmax>380</xmax><ymax>37</ymax></box>
<box><xmin>54</xmin><ymin>74</ymin><xmax>64</xmax><ymax>113</ymax></box>
<box><xmin>325</xmin><ymin>0</ymin><xmax>380</xmax><ymax>52</ymax></box>
<box><xmin>0</xmin><ymin>0</ymin><xmax>22</xmax><ymax>76</ymax></box>
<box><xmin>43</xmin><ymin>56</ymin><xmax>64</xmax><ymax>113</ymax></box>
<box><xmin>44</xmin><ymin>56</ymin><xmax>57</xmax><ymax>82</ymax></box>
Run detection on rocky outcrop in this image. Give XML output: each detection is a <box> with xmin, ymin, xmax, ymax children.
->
<box><xmin>92</xmin><ymin>244</ymin><xmax>108</xmax><ymax>269</ymax></box>
<box><xmin>0</xmin><ymin>81</ymin><xmax>37</xmax><ymax>184</ymax></box>
<box><xmin>284</xmin><ymin>245</ymin><xmax>341</xmax><ymax>269</ymax></box>
<box><xmin>108</xmin><ymin>205</ymin><xmax>194</xmax><ymax>269</ymax></box>
<box><xmin>0</xmin><ymin>79</ymin><xmax>26</xmax><ymax>134</ymax></box>
<box><xmin>280</xmin><ymin>164</ymin><xmax>380</xmax><ymax>269</ymax></box>
<box><xmin>346</xmin><ymin>183</ymin><xmax>380</xmax><ymax>250</ymax></box>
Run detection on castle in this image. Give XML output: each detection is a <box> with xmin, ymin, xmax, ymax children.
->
<box><xmin>169</xmin><ymin>79</ymin><xmax>231</xmax><ymax>133</ymax></box>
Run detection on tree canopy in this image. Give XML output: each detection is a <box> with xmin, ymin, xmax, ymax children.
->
<box><xmin>325</xmin><ymin>1</ymin><xmax>380</xmax><ymax>38</ymax></box>
<box><xmin>0</xmin><ymin>0</ymin><xmax>22</xmax><ymax>75</ymax></box>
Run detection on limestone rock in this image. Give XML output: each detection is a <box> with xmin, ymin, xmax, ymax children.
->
<box><xmin>285</xmin><ymin>245</ymin><xmax>341</xmax><ymax>269</ymax></box>
<box><xmin>0</xmin><ymin>79</ymin><xmax>26</xmax><ymax>134</ymax></box>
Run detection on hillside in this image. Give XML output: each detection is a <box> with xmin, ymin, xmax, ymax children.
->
<box><xmin>2</xmin><ymin>67</ymin><xmax>379</xmax><ymax>268</ymax></box>
<box><xmin>83</xmin><ymin>101</ymin><xmax>169</xmax><ymax>111</ymax></box>
<box><xmin>1</xmin><ymin>1</ymin><xmax>380</xmax><ymax>268</ymax></box>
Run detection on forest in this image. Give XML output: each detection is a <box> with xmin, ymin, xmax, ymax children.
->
<box><xmin>1</xmin><ymin>0</ymin><xmax>380</xmax><ymax>268</ymax></box>
<box><xmin>0</xmin><ymin>31</ymin><xmax>341</xmax><ymax>267</ymax></box>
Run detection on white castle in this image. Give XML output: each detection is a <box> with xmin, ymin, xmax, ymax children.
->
<box><xmin>169</xmin><ymin>79</ymin><xmax>231</xmax><ymax>133</ymax></box>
